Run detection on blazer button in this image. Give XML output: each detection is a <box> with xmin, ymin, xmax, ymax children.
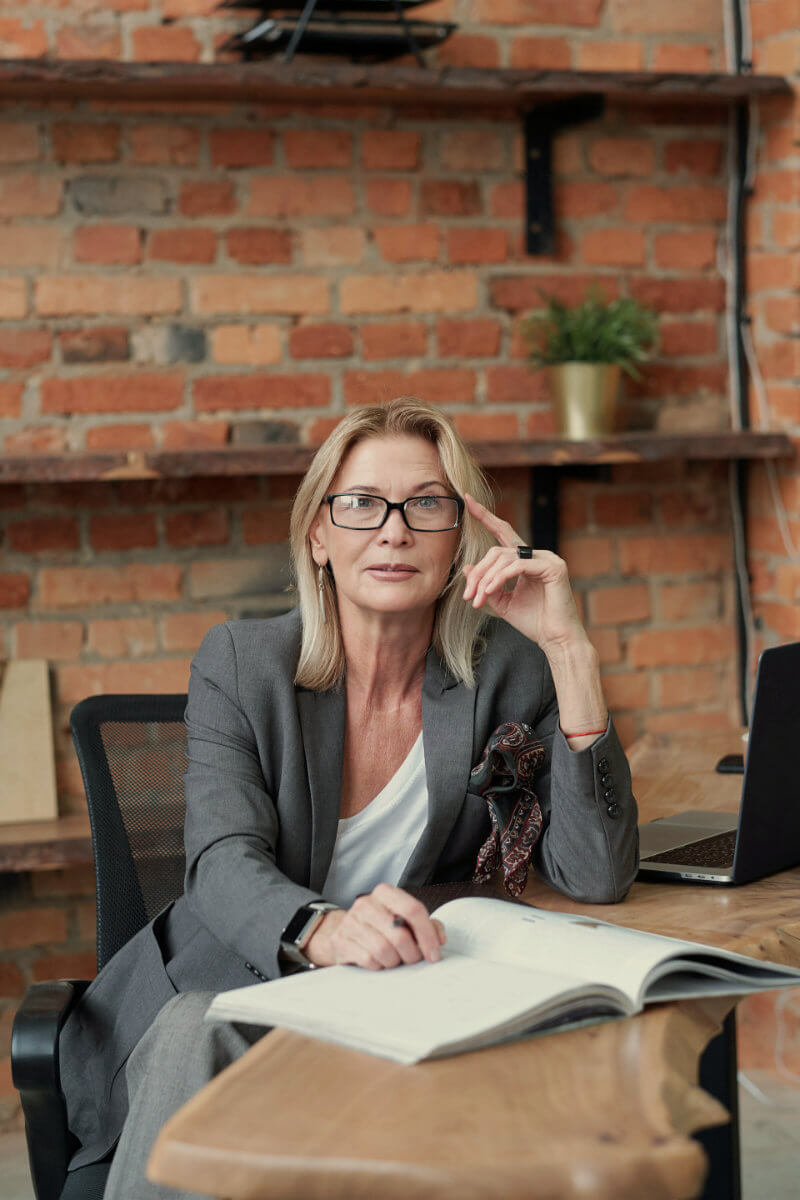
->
<box><xmin>600</xmin><ymin>773</ymin><xmax>612</xmax><ymax>788</ymax></box>
<box><xmin>607</xmin><ymin>802</ymin><xmax>621</xmax><ymax>819</ymax></box>
<box><xmin>597</xmin><ymin>758</ymin><xmax>609</xmax><ymax>773</ymax></box>
<box><xmin>603</xmin><ymin>788</ymin><xmax>615</xmax><ymax>802</ymax></box>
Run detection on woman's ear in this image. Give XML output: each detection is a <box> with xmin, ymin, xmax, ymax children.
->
<box><xmin>308</xmin><ymin>516</ymin><xmax>327</xmax><ymax>566</ymax></box>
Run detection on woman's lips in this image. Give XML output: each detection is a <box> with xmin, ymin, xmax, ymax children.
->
<box><xmin>366</xmin><ymin>566</ymin><xmax>419</xmax><ymax>580</ymax></box>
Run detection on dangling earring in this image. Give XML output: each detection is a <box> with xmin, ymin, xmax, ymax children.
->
<box><xmin>318</xmin><ymin>564</ymin><xmax>327</xmax><ymax>624</ymax></box>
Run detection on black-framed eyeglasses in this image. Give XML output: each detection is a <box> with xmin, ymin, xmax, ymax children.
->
<box><xmin>324</xmin><ymin>492</ymin><xmax>464</xmax><ymax>532</ymax></box>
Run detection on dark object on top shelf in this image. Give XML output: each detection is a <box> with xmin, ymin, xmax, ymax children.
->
<box><xmin>219</xmin><ymin>0</ymin><xmax>456</xmax><ymax>66</ymax></box>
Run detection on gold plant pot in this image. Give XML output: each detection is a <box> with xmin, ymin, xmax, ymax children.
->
<box><xmin>548</xmin><ymin>362</ymin><xmax>621</xmax><ymax>439</ymax></box>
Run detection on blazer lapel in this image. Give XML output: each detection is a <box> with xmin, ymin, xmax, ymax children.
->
<box><xmin>399</xmin><ymin>648</ymin><xmax>477</xmax><ymax>887</ymax></box>
<box><xmin>296</xmin><ymin>685</ymin><xmax>346</xmax><ymax>892</ymax></box>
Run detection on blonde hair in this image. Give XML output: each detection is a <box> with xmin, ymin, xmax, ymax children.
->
<box><xmin>289</xmin><ymin>398</ymin><xmax>497</xmax><ymax>691</ymax></box>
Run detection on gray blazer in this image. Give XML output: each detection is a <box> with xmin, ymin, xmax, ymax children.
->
<box><xmin>61</xmin><ymin>606</ymin><xmax>638</xmax><ymax>1169</ymax></box>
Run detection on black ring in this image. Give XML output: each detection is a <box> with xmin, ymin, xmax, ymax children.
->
<box><xmin>516</xmin><ymin>545</ymin><xmax>533</xmax><ymax>559</ymax></box>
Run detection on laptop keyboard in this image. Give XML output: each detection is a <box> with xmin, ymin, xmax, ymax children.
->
<box><xmin>642</xmin><ymin>829</ymin><xmax>737</xmax><ymax>869</ymax></box>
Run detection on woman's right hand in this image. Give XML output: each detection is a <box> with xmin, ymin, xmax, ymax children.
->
<box><xmin>304</xmin><ymin>883</ymin><xmax>447</xmax><ymax>970</ymax></box>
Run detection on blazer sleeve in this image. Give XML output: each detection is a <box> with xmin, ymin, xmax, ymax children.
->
<box><xmin>529</xmin><ymin>652</ymin><xmax>639</xmax><ymax>904</ymax></box>
<box><xmin>183</xmin><ymin>622</ymin><xmax>323</xmax><ymax>980</ymax></box>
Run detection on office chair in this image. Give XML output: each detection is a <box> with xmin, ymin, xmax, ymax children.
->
<box><xmin>11</xmin><ymin>694</ymin><xmax>189</xmax><ymax>1200</ymax></box>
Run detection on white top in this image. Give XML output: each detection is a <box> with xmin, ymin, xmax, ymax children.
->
<box><xmin>322</xmin><ymin>731</ymin><xmax>428</xmax><ymax>909</ymax></box>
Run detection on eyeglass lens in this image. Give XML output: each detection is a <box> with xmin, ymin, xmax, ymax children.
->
<box><xmin>330</xmin><ymin>495</ymin><xmax>460</xmax><ymax>530</ymax></box>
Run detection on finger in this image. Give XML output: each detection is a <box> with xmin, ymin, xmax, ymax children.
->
<box><xmin>432</xmin><ymin>918</ymin><xmax>447</xmax><ymax>946</ymax></box>
<box><xmin>463</xmin><ymin>492</ymin><xmax>523</xmax><ymax>549</ymax></box>
<box><xmin>481</xmin><ymin>557</ymin><xmax>549</xmax><ymax>597</ymax></box>
<box><xmin>374</xmin><ymin>885</ymin><xmax>442</xmax><ymax>963</ymax></box>
<box><xmin>462</xmin><ymin>547</ymin><xmax>506</xmax><ymax>600</ymax></box>
<box><xmin>348</xmin><ymin>898</ymin><xmax>405</xmax><ymax>968</ymax></box>
<box><xmin>335</xmin><ymin>932</ymin><xmax>383</xmax><ymax>971</ymax></box>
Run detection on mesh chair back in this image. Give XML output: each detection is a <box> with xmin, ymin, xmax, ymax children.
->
<box><xmin>70</xmin><ymin>694</ymin><xmax>189</xmax><ymax>972</ymax></box>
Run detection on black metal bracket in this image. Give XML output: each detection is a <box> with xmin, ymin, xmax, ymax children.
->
<box><xmin>528</xmin><ymin>463</ymin><xmax>613</xmax><ymax>554</ymax></box>
<box><xmin>524</xmin><ymin>96</ymin><xmax>605</xmax><ymax>256</ymax></box>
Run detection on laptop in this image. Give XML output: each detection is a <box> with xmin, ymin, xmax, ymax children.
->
<box><xmin>638</xmin><ymin>641</ymin><xmax>800</xmax><ymax>884</ymax></box>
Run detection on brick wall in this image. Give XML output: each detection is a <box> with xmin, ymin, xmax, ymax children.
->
<box><xmin>1</xmin><ymin>0</ymin><xmax>798</xmax><ymax>1126</ymax></box>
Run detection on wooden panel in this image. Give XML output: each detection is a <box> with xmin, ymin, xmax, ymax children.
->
<box><xmin>0</xmin><ymin>60</ymin><xmax>790</xmax><ymax>109</ymax></box>
<box><xmin>0</xmin><ymin>813</ymin><xmax>92</xmax><ymax>872</ymax></box>
<box><xmin>0</xmin><ymin>432</ymin><xmax>792</xmax><ymax>485</ymax></box>
<box><xmin>0</xmin><ymin>660</ymin><xmax>58</xmax><ymax>825</ymax></box>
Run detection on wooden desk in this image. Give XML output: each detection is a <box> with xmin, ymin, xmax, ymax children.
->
<box><xmin>148</xmin><ymin>731</ymin><xmax>800</xmax><ymax>1200</ymax></box>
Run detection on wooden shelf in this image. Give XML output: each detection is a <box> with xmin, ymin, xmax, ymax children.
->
<box><xmin>0</xmin><ymin>814</ymin><xmax>91</xmax><ymax>873</ymax></box>
<box><xmin>0</xmin><ymin>59</ymin><xmax>790</xmax><ymax>110</ymax></box>
<box><xmin>0</xmin><ymin>432</ymin><xmax>792</xmax><ymax>486</ymax></box>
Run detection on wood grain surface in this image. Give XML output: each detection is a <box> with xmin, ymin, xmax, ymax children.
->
<box><xmin>149</xmin><ymin>729</ymin><xmax>800</xmax><ymax>1200</ymax></box>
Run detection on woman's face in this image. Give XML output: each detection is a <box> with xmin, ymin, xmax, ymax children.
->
<box><xmin>309</xmin><ymin>435</ymin><xmax>461</xmax><ymax>622</ymax></box>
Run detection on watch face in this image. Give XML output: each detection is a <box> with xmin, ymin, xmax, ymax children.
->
<box><xmin>282</xmin><ymin>905</ymin><xmax>316</xmax><ymax>946</ymax></box>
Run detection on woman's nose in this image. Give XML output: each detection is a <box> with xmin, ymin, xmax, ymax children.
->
<box><xmin>379</xmin><ymin>509</ymin><xmax>412</xmax><ymax>540</ymax></box>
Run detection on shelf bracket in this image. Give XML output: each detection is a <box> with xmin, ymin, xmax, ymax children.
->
<box><xmin>524</xmin><ymin>96</ymin><xmax>605</xmax><ymax>256</ymax></box>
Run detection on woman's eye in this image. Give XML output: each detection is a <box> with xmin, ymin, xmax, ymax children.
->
<box><xmin>354</xmin><ymin>496</ymin><xmax>376</xmax><ymax>508</ymax></box>
<box><xmin>415</xmin><ymin>496</ymin><xmax>441</xmax><ymax>509</ymax></box>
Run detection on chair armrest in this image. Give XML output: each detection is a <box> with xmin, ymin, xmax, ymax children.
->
<box><xmin>12</xmin><ymin>980</ymin><xmax>90</xmax><ymax>1200</ymax></box>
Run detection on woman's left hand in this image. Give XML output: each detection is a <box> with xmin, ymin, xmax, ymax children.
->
<box><xmin>461</xmin><ymin>492</ymin><xmax>587</xmax><ymax>652</ymax></box>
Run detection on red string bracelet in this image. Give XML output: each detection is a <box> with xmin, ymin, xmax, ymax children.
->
<box><xmin>562</xmin><ymin>727</ymin><xmax>607</xmax><ymax>739</ymax></box>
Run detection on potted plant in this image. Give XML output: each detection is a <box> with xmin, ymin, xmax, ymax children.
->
<box><xmin>520</xmin><ymin>285</ymin><xmax>658</xmax><ymax>439</ymax></box>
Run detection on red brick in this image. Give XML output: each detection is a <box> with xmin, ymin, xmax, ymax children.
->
<box><xmin>624</xmin><ymin>184</ymin><xmax>727</xmax><ymax>223</ymax></box>
<box><xmin>165</xmin><ymin>510</ymin><xmax>230</xmax><ymax>548</ymax></box>
<box><xmin>284</xmin><ymin>130</ymin><xmax>352</xmax><ymax>168</ymax></box>
<box><xmin>447</xmin><ymin>228</ymin><xmax>507</xmax><ymax>264</ymax></box>
<box><xmin>194</xmin><ymin>374</ymin><xmax>330</xmax><ymax>411</ymax></box>
<box><xmin>225</xmin><ymin>227</ymin><xmax>293</xmax><ymax>265</ymax></box>
<box><xmin>87</xmin><ymin>617</ymin><xmax>157</xmax><ymax>659</ymax></box>
<box><xmin>56</xmin><ymin>25</ymin><xmax>121</xmax><ymax>59</ymax></box>
<box><xmin>587</xmin><ymin>137</ymin><xmax>655</xmax><ymax>177</ymax></box>
<box><xmin>593</xmin><ymin>492</ymin><xmax>653</xmax><ymax>526</ymax></box>
<box><xmin>578</xmin><ymin>39</ymin><xmax>643</xmax><ymax>69</ymax></box>
<box><xmin>491</xmin><ymin>273</ymin><xmax>612</xmax><ymax>313</ymax></box>
<box><xmin>248</xmin><ymin>176</ymin><xmax>355</xmax><ymax>217</ymax></box>
<box><xmin>664</xmin><ymin>138</ymin><xmax>724</xmax><ymax>176</ymax></box>
<box><xmin>439</xmin><ymin>131</ymin><xmax>504</xmax><ymax>171</ymax></box>
<box><xmin>41</xmin><ymin>373</ymin><xmax>184</xmax><ymax>415</ymax></box>
<box><xmin>486</xmin><ymin>365</ymin><xmax>546</xmax><ymax>404</ymax></box>
<box><xmin>160</xmin><ymin>420</ymin><xmax>230</xmax><ymax>449</ymax></box>
<box><xmin>179</xmin><ymin>180</ymin><xmax>236</xmax><ymax>217</ymax></box>
<box><xmin>654</xmin><ymin>229</ymin><xmax>718</xmax><ymax>272</ymax></box>
<box><xmin>556</xmin><ymin>181</ymin><xmax>620</xmax><ymax>219</ymax></box>
<box><xmin>211</xmin><ymin>324</ymin><xmax>281</xmax><ymax>366</ymax></box>
<box><xmin>340</xmin><ymin>272</ymin><xmax>477</xmax><ymax>314</ymax></box>
<box><xmin>361</xmin><ymin>130</ymin><xmax>421</xmax><ymax>170</ymax></box>
<box><xmin>0</xmin><ymin>328</ymin><xmax>51</xmax><ymax>368</ymax></box>
<box><xmin>73</xmin><ymin>224</ymin><xmax>142</xmax><ymax>265</ymax></box>
<box><xmin>420</xmin><ymin>181</ymin><xmax>481</xmax><ymax>216</ymax></box>
<box><xmin>0</xmin><ymin>963</ymin><xmax>24</xmax><ymax>998</ymax></box>
<box><xmin>241</xmin><ymin>507</ymin><xmax>292</xmax><ymax>545</ymax></box>
<box><xmin>620</xmin><ymin>533</ymin><xmax>729</xmax><ymax>575</ymax></box>
<box><xmin>437</xmin><ymin>32</ymin><xmax>500</xmax><ymax>67</ymax></box>
<box><xmin>53</xmin><ymin>122</ymin><xmax>120</xmax><ymax>163</ymax></box>
<box><xmin>131</xmin><ymin>24</ymin><xmax>201</xmax><ymax>61</ymax></box>
<box><xmin>39</xmin><ymin>564</ymin><xmax>182</xmax><ymax>609</ymax></box>
<box><xmin>452</xmin><ymin>412</ymin><xmax>519</xmax><ymax>441</ymax></box>
<box><xmin>437</xmin><ymin>318</ymin><xmax>501</xmax><ymax>359</ymax></box>
<box><xmin>0</xmin><ymin>382</ymin><xmax>23</xmax><ymax>417</ymax></box>
<box><xmin>360</xmin><ymin>322</ymin><xmax>427</xmax><ymax>360</ymax></box>
<box><xmin>628</xmin><ymin>626</ymin><xmax>734</xmax><ymax>669</ymax></box>
<box><xmin>32</xmin><ymin>953</ymin><xmax>97</xmax><ymax>982</ymax></box>
<box><xmin>510</xmin><ymin>36</ymin><xmax>572</xmax><ymax>68</ymax></box>
<box><xmin>365</xmin><ymin>179</ymin><xmax>413</xmax><ymax>216</ymax></box>
<box><xmin>161</xmin><ymin>611</ymin><xmax>229</xmax><ymax>652</ymax></box>
<box><xmin>344</xmin><ymin>368</ymin><xmax>475</xmax><ymax>407</ymax></box>
<box><xmin>0</xmin><ymin>908</ymin><xmax>67</xmax><ymax>950</ymax></box>
<box><xmin>148</xmin><ymin>227</ymin><xmax>216</xmax><ymax>263</ymax></box>
<box><xmin>755</xmin><ymin>602</ymin><xmax>800</xmax><ymax>640</ymax></box>
<box><xmin>0</xmin><ymin>122</ymin><xmax>39</xmax><ymax>163</ymax></box>
<box><xmin>14</xmin><ymin>621</ymin><xmax>84</xmax><ymax>660</ymax></box>
<box><xmin>301</xmin><ymin>226</ymin><xmax>366</xmax><ymax>266</ymax></box>
<box><xmin>0</xmin><ymin>225</ymin><xmax>62</xmax><ymax>267</ymax></box>
<box><xmin>659</xmin><ymin>582</ymin><xmax>722</xmax><ymax>623</ymax></box>
<box><xmin>658</xmin><ymin>666</ymin><xmax>720</xmax><ymax>708</ymax></box>
<box><xmin>658</xmin><ymin>317</ymin><xmax>719</xmax><ymax>357</ymax></box>
<box><xmin>209</xmin><ymin>128</ymin><xmax>274</xmax><ymax>167</ymax></box>
<box><xmin>600</xmin><ymin>669</ymin><xmax>650</xmax><ymax>710</ymax></box>
<box><xmin>306</xmin><ymin>416</ymin><xmax>343</xmax><ymax>445</ymax></box>
<box><xmin>7</xmin><ymin>517</ymin><xmax>80</xmax><ymax>553</ymax></box>
<box><xmin>289</xmin><ymin>323</ymin><xmax>354</xmax><ymax>359</ymax></box>
<box><xmin>130</xmin><ymin>124</ymin><xmax>201</xmax><ymax>165</ymax></box>
<box><xmin>0</xmin><ymin>173</ymin><xmax>61</xmax><ymax>217</ymax></box>
<box><xmin>37</xmin><ymin>276</ymin><xmax>181</xmax><ymax>317</ymax></box>
<box><xmin>588</xmin><ymin>584</ymin><xmax>651</xmax><ymax>625</ymax></box>
<box><xmin>86</xmin><ymin>424</ymin><xmax>155</xmax><ymax>450</ymax></box>
<box><xmin>5</xmin><ymin>427</ymin><xmax>67</xmax><ymax>454</ymax></box>
<box><xmin>630</xmin><ymin>277</ymin><xmax>725</xmax><ymax>314</ymax></box>
<box><xmin>374</xmin><ymin>224</ymin><xmax>439</xmax><ymax>262</ymax></box>
<box><xmin>0</xmin><ymin>18</ymin><xmax>48</xmax><ymax>57</ymax></box>
<box><xmin>490</xmin><ymin>181</ymin><xmax>524</xmax><ymax>219</ymax></box>
<box><xmin>0</xmin><ymin>573</ymin><xmax>30</xmax><ymax>608</ymax></box>
<box><xmin>90</xmin><ymin>512</ymin><xmax>159</xmax><ymax>551</ymax></box>
<box><xmin>653</xmin><ymin>44</ymin><xmax>713</xmax><ymax>72</ymax></box>
<box><xmin>610</xmin><ymin>0</ymin><xmax>720</xmax><ymax>33</ymax></box>
<box><xmin>475</xmin><ymin>0</ymin><xmax>601</xmax><ymax>21</ymax></box>
<box><xmin>194</xmin><ymin>274</ymin><xmax>331</xmax><ymax>323</ymax></box>
<box><xmin>60</xmin><ymin>327</ymin><xmax>130</xmax><ymax>364</ymax></box>
<box><xmin>561</xmin><ymin>536</ymin><xmax>614</xmax><ymax>578</ymax></box>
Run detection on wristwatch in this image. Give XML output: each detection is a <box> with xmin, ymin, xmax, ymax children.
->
<box><xmin>279</xmin><ymin>900</ymin><xmax>340</xmax><ymax>969</ymax></box>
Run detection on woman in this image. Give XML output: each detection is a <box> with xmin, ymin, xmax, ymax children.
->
<box><xmin>60</xmin><ymin>397</ymin><xmax>637</xmax><ymax>1197</ymax></box>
